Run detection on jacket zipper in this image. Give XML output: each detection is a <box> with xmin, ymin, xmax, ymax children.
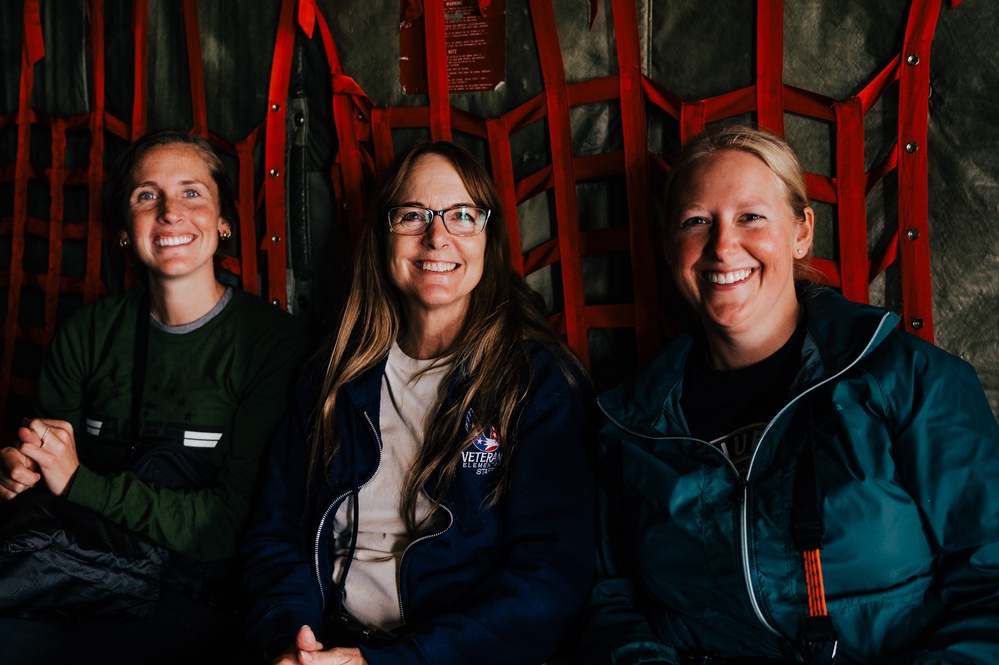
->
<box><xmin>396</xmin><ymin>501</ymin><xmax>454</xmax><ymax>625</ymax></box>
<box><xmin>314</xmin><ymin>410</ymin><xmax>384</xmax><ymax>614</ymax></box>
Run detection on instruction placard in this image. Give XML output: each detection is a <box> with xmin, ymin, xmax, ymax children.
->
<box><xmin>400</xmin><ymin>0</ymin><xmax>506</xmax><ymax>95</ymax></box>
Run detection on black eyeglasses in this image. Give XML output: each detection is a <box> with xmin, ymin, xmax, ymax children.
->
<box><xmin>387</xmin><ymin>206</ymin><xmax>491</xmax><ymax>236</ymax></box>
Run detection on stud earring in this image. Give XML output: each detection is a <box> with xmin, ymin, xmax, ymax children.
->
<box><xmin>219</xmin><ymin>228</ymin><xmax>232</xmax><ymax>241</ymax></box>
<box><xmin>796</xmin><ymin>248</ymin><xmax>804</xmax><ymax>255</ymax></box>
<box><xmin>119</xmin><ymin>236</ymin><xmax>130</xmax><ymax>248</ymax></box>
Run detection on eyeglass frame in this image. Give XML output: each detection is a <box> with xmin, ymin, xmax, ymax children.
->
<box><xmin>385</xmin><ymin>205</ymin><xmax>491</xmax><ymax>236</ymax></box>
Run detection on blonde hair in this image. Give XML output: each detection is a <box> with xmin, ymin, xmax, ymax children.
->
<box><xmin>664</xmin><ymin>123</ymin><xmax>819</xmax><ymax>280</ymax></box>
<box><xmin>310</xmin><ymin>141</ymin><xmax>587</xmax><ymax>531</ymax></box>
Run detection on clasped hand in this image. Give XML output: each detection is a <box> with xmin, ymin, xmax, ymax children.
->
<box><xmin>0</xmin><ymin>418</ymin><xmax>79</xmax><ymax>500</ymax></box>
<box><xmin>273</xmin><ymin>626</ymin><xmax>368</xmax><ymax>665</ymax></box>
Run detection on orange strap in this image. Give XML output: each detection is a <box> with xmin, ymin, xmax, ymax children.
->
<box><xmin>803</xmin><ymin>549</ymin><xmax>829</xmax><ymax>618</ymax></box>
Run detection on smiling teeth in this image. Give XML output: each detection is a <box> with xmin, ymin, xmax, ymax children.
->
<box><xmin>706</xmin><ymin>269</ymin><xmax>752</xmax><ymax>285</ymax></box>
<box><xmin>417</xmin><ymin>261</ymin><xmax>458</xmax><ymax>272</ymax></box>
<box><xmin>154</xmin><ymin>235</ymin><xmax>194</xmax><ymax>247</ymax></box>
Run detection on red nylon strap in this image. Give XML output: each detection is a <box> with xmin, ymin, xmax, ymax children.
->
<box><xmin>262</xmin><ymin>0</ymin><xmax>297</xmax><ymax>307</ymax></box>
<box><xmin>612</xmin><ymin>0</ymin><xmax>659</xmax><ymax>362</ymax></box>
<box><xmin>403</xmin><ymin>0</ymin><xmax>423</xmax><ymax>24</ymax></box>
<box><xmin>370</xmin><ymin>107</ymin><xmax>395</xmax><ymax>174</ymax></box>
<box><xmin>46</xmin><ymin>121</ymin><xmax>67</xmax><ymax>343</ymax></box>
<box><xmin>86</xmin><ymin>0</ymin><xmax>107</xmax><ymax>303</ymax></box>
<box><xmin>896</xmin><ymin>0</ymin><xmax>941</xmax><ymax>342</ymax></box>
<box><xmin>755</xmin><ymin>0</ymin><xmax>784</xmax><ymax>134</ymax></box>
<box><xmin>485</xmin><ymin>117</ymin><xmax>524</xmax><ymax>275</ymax></box>
<box><xmin>236</xmin><ymin>135</ymin><xmax>259</xmax><ymax>293</ymax></box>
<box><xmin>24</xmin><ymin>0</ymin><xmax>45</xmax><ymax>65</ymax></box>
<box><xmin>132</xmin><ymin>0</ymin><xmax>149</xmax><ymax>139</ymax></box>
<box><xmin>833</xmin><ymin>98</ymin><xmax>869</xmax><ymax>303</ymax></box>
<box><xmin>315</xmin><ymin>11</ymin><xmax>371</xmax><ymax>245</ymax></box>
<box><xmin>703</xmin><ymin>86</ymin><xmax>755</xmax><ymax>121</ymax></box>
<box><xmin>528</xmin><ymin>0</ymin><xmax>587</xmax><ymax>362</ymax></box>
<box><xmin>182</xmin><ymin>0</ymin><xmax>208</xmax><ymax>136</ymax></box>
<box><xmin>680</xmin><ymin>100</ymin><xmax>706</xmax><ymax>145</ymax></box>
<box><xmin>2</xmin><ymin>43</ymin><xmax>36</xmax><ymax>429</ymax></box>
<box><xmin>298</xmin><ymin>0</ymin><xmax>317</xmax><ymax>38</ymax></box>
<box><xmin>424</xmin><ymin>0</ymin><xmax>452</xmax><ymax>140</ymax></box>
<box><xmin>857</xmin><ymin>56</ymin><xmax>899</xmax><ymax>115</ymax></box>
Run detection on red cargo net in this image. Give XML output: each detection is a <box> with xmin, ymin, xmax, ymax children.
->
<box><xmin>0</xmin><ymin>0</ymin><xmax>961</xmax><ymax>425</ymax></box>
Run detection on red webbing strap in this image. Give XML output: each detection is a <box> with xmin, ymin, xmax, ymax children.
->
<box><xmin>856</xmin><ymin>56</ymin><xmax>900</xmax><ymax>115</ymax></box>
<box><xmin>86</xmin><ymin>0</ymin><xmax>106</xmax><ymax>303</ymax></box>
<box><xmin>702</xmin><ymin>86</ymin><xmax>755</xmax><ymax>122</ymax></box>
<box><xmin>236</xmin><ymin>134</ymin><xmax>259</xmax><ymax>293</ymax></box>
<box><xmin>182</xmin><ymin>0</ymin><xmax>208</xmax><ymax>137</ymax></box>
<box><xmin>755</xmin><ymin>0</ymin><xmax>784</xmax><ymax>134</ymax></box>
<box><xmin>896</xmin><ymin>0</ymin><xmax>941</xmax><ymax>342</ymax></box>
<box><xmin>46</xmin><ymin>121</ymin><xmax>67</xmax><ymax>343</ymax></box>
<box><xmin>424</xmin><ymin>0</ymin><xmax>452</xmax><ymax>140</ymax></box>
<box><xmin>680</xmin><ymin>100</ymin><xmax>706</xmax><ymax>145</ymax></box>
<box><xmin>315</xmin><ymin>8</ymin><xmax>371</xmax><ymax>245</ymax></box>
<box><xmin>485</xmin><ymin>116</ymin><xmax>524</xmax><ymax>275</ymax></box>
<box><xmin>370</xmin><ymin>107</ymin><xmax>395</xmax><ymax>175</ymax></box>
<box><xmin>528</xmin><ymin>0</ymin><xmax>587</xmax><ymax>362</ymax></box>
<box><xmin>298</xmin><ymin>0</ymin><xmax>317</xmax><ymax>37</ymax></box>
<box><xmin>612</xmin><ymin>0</ymin><xmax>659</xmax><ymax>362</ymax></box>
<box><xmin>24</xmin><ymin>0</ymin><xmax>44</xmax><ymax>65</ymax></box>
<box><xmin>784</xmin><ymin>85</ymin><xmax>836</xmax><ymax>121</ymax></box>
<box><xmin>262</xmin><ymin>0</ymin><xmax>298</xmax><ymax>307</ymax></box>
<box><xmin>833</xmin><ymin>98</ymin><xmax>869</xmax><ymax>303</ymax></box>
<box><xmin>2</xmin><ymin>33</ymin><xmax>36</xmax><ymax>427</ymax></box>
<box><xmin>132</xmin><ymin>0</ymin><xmax>148</xmax><ymax>139</ymax></box>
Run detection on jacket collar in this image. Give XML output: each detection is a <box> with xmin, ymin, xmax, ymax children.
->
<box><xmin>599</xmin><ymin>284</ymin><xmax>899</xmax><ymax>437</ymax></box>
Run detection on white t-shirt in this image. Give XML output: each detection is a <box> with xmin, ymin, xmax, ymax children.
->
<box><xmin>331</xmin><ymin>341</ymin><xmax>450</xmax><ymax>630</ymax></box>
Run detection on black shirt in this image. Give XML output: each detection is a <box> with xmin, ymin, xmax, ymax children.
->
<box><xmin>680</xmin><ymin>321</ymin><xmax>806</xmax><ymax>476</ymax></box>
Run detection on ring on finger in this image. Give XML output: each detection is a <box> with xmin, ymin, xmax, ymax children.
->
<box><xmin>39</xmin><ymin>426</ymin><xmax>50</xmax><ymax>447</ymax></box>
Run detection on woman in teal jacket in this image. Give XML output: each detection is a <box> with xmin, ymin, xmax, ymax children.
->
<box><xmin>579</xmin><ymin>124</ymin><xmax>999</xmax><ymax>664</ymax></box>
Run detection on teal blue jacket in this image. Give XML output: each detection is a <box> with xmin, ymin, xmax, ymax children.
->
<box><xmin>579</xmin><ymin>285</ymin><xmax>999</xmax><ymax>664</ymax></box>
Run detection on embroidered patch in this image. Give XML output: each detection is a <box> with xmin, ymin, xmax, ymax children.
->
<box><xmin>461</xmin><ymin>408</ymin><xmax>502</xmax><ymax>475</ymax></box>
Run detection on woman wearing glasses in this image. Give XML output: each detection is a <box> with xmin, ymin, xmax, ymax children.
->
<box><xmin>242</xmin><ymin>141</ymin><xmax>594</xmax><ymax>665</ymax></box>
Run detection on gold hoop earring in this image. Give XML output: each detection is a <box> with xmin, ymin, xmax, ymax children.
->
<box><xmin>219</xmin><ymin>228</ymin><xmax>232</xmax><ymax>241</ymax></box>
<box><xmin>119</xmin><ymin>236</ymin><xmax>130</xmax><ymax>248</ymax></box>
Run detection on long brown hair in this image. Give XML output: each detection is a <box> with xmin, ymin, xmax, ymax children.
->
<box><xmin>310</xmin><ymin>141</ymin><xmax>587</xmax><ymax>532</ymax></box>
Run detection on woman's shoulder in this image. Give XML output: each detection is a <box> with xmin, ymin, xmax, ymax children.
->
<box><xmin>224</xmin><ymin>289</ymin><xmax>311</xmax><ymax>342</ymax></box>
<box><xmin>59</xmin><ymin>288</ymin><xmax>145</xmax><ymax>333</ymax></box>
<box><xmin>521</xmin><ymin>339</ymin><xmax>589</xmax><ymax>394</ymax></box>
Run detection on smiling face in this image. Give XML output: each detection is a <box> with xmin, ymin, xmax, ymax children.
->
<box><xmin>123</xmin><ymin>144</ymin><xmax>229</xmax><ymax>287</ymax></box>
<box><xmin>665</xmin><ymin>149</ymin><xmax>813</xmax><ymax>344</ymax></box>
<box><xmin>386</xmin><ymin>153</ymin><xmax>487</xmax><ymax>333</ymax></box>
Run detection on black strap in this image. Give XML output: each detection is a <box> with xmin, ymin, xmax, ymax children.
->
<box><xmin>790</xmin><ymin>425</ymin><xmax>822</xmax><ymax>552</ymax></box>
<box><xmin>127</xmin><ymin>290</ymin><xmax>151</xmax><ymax>463</ymax></box>
<box><xmin>791</xmin><ymin>396</ymin><xmax>839</xmax><ymax>657</ymax></box>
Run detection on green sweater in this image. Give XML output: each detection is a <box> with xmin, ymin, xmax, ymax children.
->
<box><xmin>35</xmin><ymin>287</ymin><xmax>310</xmax><ymax>562</ymax></box>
